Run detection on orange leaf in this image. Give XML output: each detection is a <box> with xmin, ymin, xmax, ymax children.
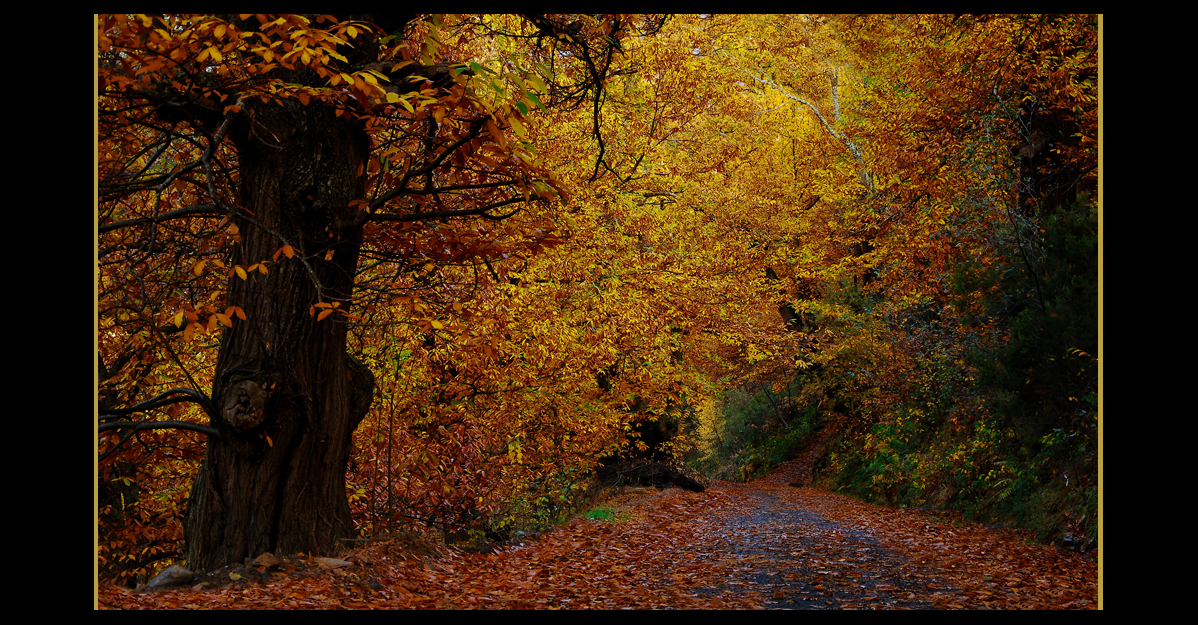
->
<box><xmin>487</xmin><ymin>117</ymin><xmax>507</xmax><ymax>150</ymax></box>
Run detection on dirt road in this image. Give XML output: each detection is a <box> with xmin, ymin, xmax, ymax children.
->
<box><xmin>99</xmin><ymin>459</ymin><xmax>1099</xmax><ymax>609</ymax></box>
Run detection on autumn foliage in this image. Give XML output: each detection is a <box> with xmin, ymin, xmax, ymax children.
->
<box><xmin>97</xmin><ymin>14</ymin><xmax>1098</xmax><ymax>586</ymax></box>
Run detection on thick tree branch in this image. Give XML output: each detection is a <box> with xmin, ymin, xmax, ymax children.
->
<box><xmin>99</xmin><ymin>387</ymin><xmax>220</xmax><ymax>423</ymax></box>
<box><xmin>99</xmin><ymin>419</ymin><xmax>221</xmax><ymax>438</ymax></box>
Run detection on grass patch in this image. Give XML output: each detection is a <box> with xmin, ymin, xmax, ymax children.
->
<box><xmin>582</xmin><ymin>506</ymin><xmax>628</xmax><ymax>522</ymax></box>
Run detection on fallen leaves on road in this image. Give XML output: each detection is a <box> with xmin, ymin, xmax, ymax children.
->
<box><xmin>98</xmin><ymin>460</ymin><xmax>1098</xmax><ymax>609</ymax></box>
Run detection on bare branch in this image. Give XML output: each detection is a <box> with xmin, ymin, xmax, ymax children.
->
<box><xmin>746</xmin><ymin>70</ymin><xmax>873</xmax><ymax>191</ymax></box>
<box><xmin>98</xmin><ymin>203</ymin><xmax>226</xmax><ymax>234</ymax></box>
<box><xmin>366</xmin><ymin>194</ymin><xmax>545</xmax><ymax>224</ymax></box>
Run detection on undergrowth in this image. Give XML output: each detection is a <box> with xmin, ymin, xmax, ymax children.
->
<box><xmin>692</xmin><ymin>199</ymin><xmax>1098</xmax><ymax>553</ymax></box>
<box><xmin>689</xmin><ymin>378</ymin><xmax>821</xmax><ymax>482</ymax></box>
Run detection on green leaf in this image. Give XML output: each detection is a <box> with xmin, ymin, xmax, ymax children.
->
<box><xmin>468</xmin><ymin>61</ymin><xmax>495</xmax><ymax>75</ymax></box>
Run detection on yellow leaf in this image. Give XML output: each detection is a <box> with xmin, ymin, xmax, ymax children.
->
<box><xmin>325</xmin><ymin>249</ymin><xmax>335</xmax><ymax>261</ymax></box>
<box><xmin>173</xmin><ymin>311</ymin><xmax>185</xmax><ymax>328</ymax></box>
<box><xmin>193</xmin><ymin>260</ymin><xmax>206</xmax><ymax>276</ymax></box>
<box><xmin>509</xmin><ymin>115</ymin><xmax>526</xmax><ymax>138</ymax></box>
<box><xmin>229</xmin><ymin>306</ymin><xmax>247</xmax><ymax>320</ymax></box>
<box><xmin>265</xmin><ymin>434</ymin><xmax>273</xmax><ymax>447</ymax></box>
<box><xmin>283</xmin><ymin>245</ymin><xmax>295</xmax><ymax>259</ymax></box>
<box><xmin>317</xmin><ymin>308</ymin><xmax>334</xmax><ymax>321</ymax></box>
<box><xmin>216</xmin><ymin>313</ymin><xmax>233</xmax><ymax>327</ymax></box>
<box><xmin>235</xmin><ymin>266</ymin><xmax>247</xmax><ymax>280</ymax></box>
<box><xmin>431</xmin><ymin>320</ymin><xmax>444</xmax><ymax>330</ymax></box>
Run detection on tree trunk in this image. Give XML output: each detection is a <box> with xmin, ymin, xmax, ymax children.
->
<box><xmin>183</xmin><ymin>98</ymin><xmax>375</xmax><ymax>572</ymax></box>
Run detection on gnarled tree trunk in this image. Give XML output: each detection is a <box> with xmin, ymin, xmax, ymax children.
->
<box><xmin>183</xmin><ymin>98</ymin><xmax>375</xmax><ymax>572</ymax></box>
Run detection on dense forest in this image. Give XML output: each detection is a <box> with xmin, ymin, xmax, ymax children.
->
<box><xmin>97</xmin><ymin>14</ymin><xmax>1099</xmax><ymax>587</ymax></box>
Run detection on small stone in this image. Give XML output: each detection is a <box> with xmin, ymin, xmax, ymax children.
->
<box><xmin>314</xmin><ymin>557</ymin><xmax>353</xmax><ymax>569</ymax></box>
<box><xmin>147</xmin><ymin>564</ymin><xmax>196</xmax><ymax>589</ymax></box>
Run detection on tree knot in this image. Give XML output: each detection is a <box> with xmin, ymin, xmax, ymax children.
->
<box><xmin>222</xmin><ymin>380</ymin><xmax>268</xmax><ymax>431</ymax></box>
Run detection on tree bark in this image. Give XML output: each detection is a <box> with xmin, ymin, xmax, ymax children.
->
<box><xmin>183</xmin><ymin>97</ymin><xmax>375</xmax><ymax>572</ymax></box>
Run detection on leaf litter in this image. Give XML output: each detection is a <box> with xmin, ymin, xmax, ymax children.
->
<box><xmin>99</xmin><ymin>458</ymin><xmax>1097</xmax><ymax>609</ymax></box>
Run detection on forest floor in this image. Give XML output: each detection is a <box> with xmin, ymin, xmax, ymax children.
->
<box><xmin>97</xmin><ymin>459</ymin><xmax>1100</xmax><ymax>610</ymax></box>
